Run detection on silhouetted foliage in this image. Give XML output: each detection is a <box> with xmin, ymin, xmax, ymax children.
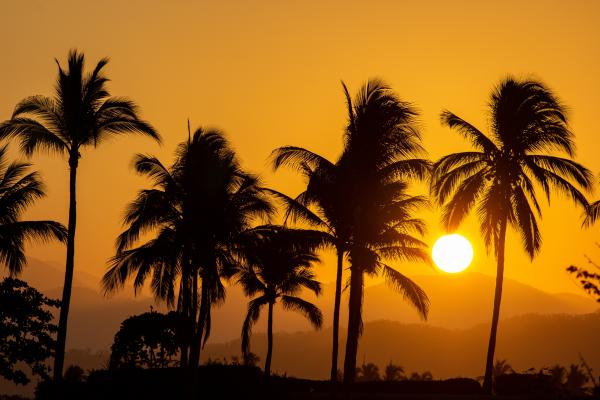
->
<box><xmin>409</xmin><ymin>371</ymin><xmax>433</xmax><ymax>381</ymax></box>
<box><xmin>103</xmin><ymin>127</ymin><xmax>273</xmax><ymax>368</ymax></box>
<box><xmin>109</xmin><ymin>311</ymin><xmax>179</xmax><ymax>369</ymax></box>
<box><xmin>493</xmin><ymin>359</ymin><xmax>514</xmax><ymax>378</ymax></box>
<box><xmin>356</xmin><ymin>362</ymin><xmax>381</xmax><ymax>381</ymax></box>
<box><xmin>63</xmin><ymin>365</ymin><xmax>85</xmax><ymax>383</ymax></box>
<box><xmin>383</xmin><ymin>362</ymin><xmax>405</xmax><ymax>381</ymax></box>
<box><xmin>270</xmin><ymin>121</ymin><xmax>348</xmax><ymax>383</ymax></box>
<box><xmin>0</xmin><ymin>278</ymin><xmax>59</xmax><ymax>384</ymax></box>
<box><xmin>567</xmin><ymin>264</ymin><xmax>600</xmax><ymax>302</ymax></box>
<box><xmin>0</xmin><ymin>49</ymin><xmax>160</xmax><ymax>380</ymax></box>
<box><xmin>0</xmin><ymin>146</ymin><xmax>66</xmax><ymax>276</ymax></box>
<box><xmin>338</xmin><ymin>79</ymin><xmax>431</xmax><ymax>383</ymax></box>
<box><xmin>237</xmin><ymin>226</ymin><xmax>323</xmax><ymax>376</ymax></box>
<box><xmin>243</xmin><ymin>351</ymin><xmax>260</xmax><ymax>367</ymax></box>
<box><xmin>430</xmin><ymin>77</ymin><xmax>592</xmax><ymax>394</ymax></box>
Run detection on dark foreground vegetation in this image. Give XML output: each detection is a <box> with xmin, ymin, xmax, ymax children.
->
<box><xmin>30</xmin><ymin>365</ymin><xmax>600</xmax><ymax>400</ymax></box>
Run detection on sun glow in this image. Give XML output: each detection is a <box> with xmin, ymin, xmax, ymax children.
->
<box><xmin>432</xmin><ymin>234</ymin><xmax>473</xmax><ymax>273</ymax></box>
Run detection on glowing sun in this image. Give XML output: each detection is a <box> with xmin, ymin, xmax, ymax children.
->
<box><xmin>432</xmin><ymin>234</ymin><xmax>473</xmax><ymax>273</ymax></box>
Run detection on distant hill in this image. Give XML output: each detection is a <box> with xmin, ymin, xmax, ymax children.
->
<box><xmin>3</xmin><ymin>259</ymin><xmax>598</xmax><ymax>349</ymax></box>
<box><xmin>203</xmin><ymin>312</ymin><xmax>600</xmax><ymax>381</ymax></box>
<box><xmin>2</xmin><ymin>260</ymin><xmax>598</xmax><ymax>396</ymax></box>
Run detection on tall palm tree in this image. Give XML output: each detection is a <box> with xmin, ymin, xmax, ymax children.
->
<box><xmin>0</xmin><ymin>145</ymin><xmax>67</xmax><ymax>274</ymax></box>
<box><xmin>0</xmin><ymin>50</ymin><xmax>160</xmax><ymax>379</ymax></box>
<box><xmin>269</xmin><ymin>143</ymin><xmax>348</xmax><ymax>382</ymax></box>
<box><xmin>237</xmin><ymin>226</ymin><xmax>323</xmax><ymax>376</ymax></box>
<box><xmin>269</xmin><ymin>80</ymin><xmax>431</xmax><ymax>383</ymax></box>
<box><xmin>103</xmin><ymin>127</ymin><xmax>273</xmax><ymax>368</ymax></box>
<box><xmin>339</xmin><ymin>80</ymin><xmax>431</xmax><ymax>383</ymax></box>
<box><xmin>430</xmin><ymin>77</ymin><xmax>592</xmax><ymax>393</ymax></box>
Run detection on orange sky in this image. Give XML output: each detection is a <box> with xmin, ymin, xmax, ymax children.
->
<box><xmin>2</xmin><ymin>0</ymin><xmax>600</xmax><ymax>295</ymax></box>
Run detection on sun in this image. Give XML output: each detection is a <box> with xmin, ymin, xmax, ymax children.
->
<box><xmin>432</xmin><ymin>234</ymin><xmax>473</xmax><ymax>273</ymax></box>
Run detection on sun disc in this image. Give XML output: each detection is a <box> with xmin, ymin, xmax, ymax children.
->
<box><xmin>432</xmin><ymin>234</ymin><xmax>473</xmax><ymax>273</ymax></box>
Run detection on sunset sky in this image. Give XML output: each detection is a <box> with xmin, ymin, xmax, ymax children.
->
<box><xmin>2</xmin><ymin>0</ymin><xmax>600</xmax><ymax>296</ymax></box>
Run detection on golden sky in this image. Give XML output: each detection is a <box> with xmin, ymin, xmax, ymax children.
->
<box><xmin>2</xmin><ymin>0</ymin><xmax>600</xmax><ymax>295</ymax></box>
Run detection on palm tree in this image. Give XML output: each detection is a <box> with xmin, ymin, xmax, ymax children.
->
<box><xmin>0</xmin><ymin>145</ymin><xmax>67</xmax><ymax>274</ymax></box>
<box><xmin>269</xmin><ymin>143</ymin><xmax>348</xmax><ymax>382</ymax></box>
<box><xmin>0</xmin><ymin>50</ymin><xmax>159</xmax><ymax>379</ymax></box>
<box><xmin>384</xmin><ymin>362</ymin><xmax>405</xmax><ymax>381</ymax></box>
<box><xmin>430</xmin><ymin>77</ymin><xmax>593</xmax><ymax>393</ymax></box>
<box><xmin>339</xmin><ymin>80</ymin><xmax>431</xmax><ymax>383</ymax></box>
<box><xmin>103</xmin><ymin>127</ymin><xmax>273</xmax><ymax>368</ymax></box>
<box><xmin>356</xmin><ymin>362</ymin><xmax>381</xmax><ymax>382</ymax></box>
<box><xmin>237</xmin><ymin>226</ymin><xmax>323</xmax><ymax>376</ymax></box>
<box><xmin>270</xmin><ymin>81</ymin><xmax>431</xmax><ymax>383</ymax></box>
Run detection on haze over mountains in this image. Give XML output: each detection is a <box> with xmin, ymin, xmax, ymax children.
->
<box><xmin>2</xmin><ymin>257</ymin><xmax>599</xmax><ymax>396</ymax></box>
<box><xmin>204</xmin><ymin>313</ymin><xmax>600</xmax><ymax>380</ymax></box>
<box><xmin>6</xmin><ymin>258</ymin><xmax>598</xmax><ymax>350</ymax></box>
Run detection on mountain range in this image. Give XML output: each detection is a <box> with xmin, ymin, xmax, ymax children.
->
<box><xmin>2</xmin><ymin>258</ymin><xmax>599</xmax><ymax>396</ymax></box>
<box><xmin>5</xmin><ymin>258</ymin><xmax>598</xmax><ymax>349</ymax></box>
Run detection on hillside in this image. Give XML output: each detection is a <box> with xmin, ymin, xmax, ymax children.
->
<box><xmin>3</xmin><ymin>258</ymin><xmax>598</xmax><ymax>349</ymax></box>
<box><xmin>203</xmin><ymin>312</ymin><xmax>600</xmax><ymax>380</ymax></box>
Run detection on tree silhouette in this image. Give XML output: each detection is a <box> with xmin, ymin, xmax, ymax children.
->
<box><xmin>339</xmin><ymin>80</ymin><xmax>431</xmax><ymax>383</ymax></box>
<box><xmin>565</xmin><ymin>364</ymin><xmax>589</xmax><ymax>394</ymax></box>
<box><xmin>356</xmin><ymin>362</ymin><xmax>381</xmax><ymax>382</ymax></box>
<box><xmin>109</xmin><ymin>311</ymin><xmax>179</xmax><ymax>369</ymax></box>
<box><xmin>493</xmin><ymin>359</ymin><xmax>514</xmax><ymax>378</ymax></box>
<box><xmin>0</xmin><ymin>278</ymin><xmax>59</xmax><ymax>385</ymax></box>
<box><xmin>545</xmin><ymin>364</ymin><xmax>567</xmax><ymax>385</ymax></box>
<box><xmin>567</xmin><ymin>263</ymin><xmax>600</xmax><ymax>302</ymax></box>
<box><xmin>270</xmin><ymin>139</ymin><xmax>347</xmax><ymax>382</ymax></box>
<box><xmin>103</xmin><ymin>127</ymin><xmax>272</xmax><ymax>368</ymax></box>
<box><xmin>0</xmin><ymin>146</ymin><xmax>67</xmax><ymax>275</ymax></box>
<box><xmin>383</xmin><ymin>362</ymin><xmax>405</xmax><ymax>381</ymax></box>
<box><xmin>409</xmin><ymin>371</ymin><xmax>433</xmax><ymax>381</ymax></box>
<box><xmin>237</xmin><ymin>226</ymin><xmax>323</xmax><ymax>376</ymax></box>
<box><xmin>430</xmin><ymin>77</ymin><xmax>592</xmax><ymax>393</ymax></box>
<box><xmin>0</xmin><ymin>49</ymin><xmax>160</xmax><ymax>380</ymax></box>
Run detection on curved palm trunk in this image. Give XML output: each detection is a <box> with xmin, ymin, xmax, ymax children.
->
<box><xmin>343</xmin><ymin>265</ymin><xmax>364</xmax><ymax>383</ymax></box>
<box><xmin>53</xmin><ymin>155</ymin><xmax>78</xmax><ymax>381</ymax></box>
<box><xmin>265</xmin><ymin>301</ymin><xmax>274</xmax><ymax>377</ymax></box>
<box><xmin>482</xmin><ymin>218</ymin><xmax>508</xmax><ymax>394</ymax></box>
<box><xmin>330</xmin><ymin>247</ymin><xmax>344</xmax><ymax>382</ymax></box>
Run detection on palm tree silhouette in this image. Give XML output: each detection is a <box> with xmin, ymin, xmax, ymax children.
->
<box><xmin>430</xmin><ymin>77</ymin><xmax>592</xmax><ymax>393</ymax></box>
<box><xmin>237</xmin><ymin>226</ymin><xmax>323</xmax><ymax>377</ymax></box>
<box><xmin>0</xmin><ymin>145</ymin><xmax>67</xmax><ymax>274</ymax></box>
<box><xmin>356</xmin><ymin>362</ymin><xmax>381</xmax><ymax>381</ymax></box>
<box><xmin>0</xmin><ymin>50</ymin><xmax>160</xmax><ymax>379</ymax></box>
<box><xmin>339</xmin><ymin>80</ymin><xmax>431</xmax><ymax>383</ymax></box>
<box><xmin>270</xmin><ymin>139</ymin><xmax>348</xmax><ymax>382</ymax></box>
<box><xmin>103</xmin><ymin>127</ymin><xmax>273</xmax><ymax>368</ymax></box>
<box><xmin>384</xmin><ymin>362</ymin><xmax>405</xmax><ymax>381</ymax></box>
<box><xmin>270</xmin><ymin>80</ymin><xmax>430</xmax><ymax>383</ymax></box>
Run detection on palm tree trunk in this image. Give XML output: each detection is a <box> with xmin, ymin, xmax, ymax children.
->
<box><xmin>482</xmin><ymin>218</ymin><xmax>508</xmax><ymax>394</ymax></box>
<box><xmin>265</xmin><ymin>301</ymin><xmax>274</xmax><ymax>377</ymax></box>
<box><xmin>53</xmin><ymin>154</ymin><xmax>78</xmax><ymax>381</ymax></box>
<box><xmin>179</xmin><ymin>260</ymin><xmax>190</xmax><ymax>367</ymax></box>
<box><xmin>343</xmin><ymin>265</ymin><xmax>364</xmax><ymax>383</ymax></box>
<box><xmin>190</xmin><ymin>276</ymin><xmax>206</xmax><ymax>368</ymax></box>
<box><xmin>330</xmin><ymin>246</ymin><xmax>344</xmax><ymax>382</ymax></box>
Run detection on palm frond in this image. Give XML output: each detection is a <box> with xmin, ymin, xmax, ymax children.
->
<box><xmin>280</xmin><ymin>295</ymin><xmax>323</xmax><ymax>328</ymax></box>
<box><xmin>381</xmin><ymin>265</ymin><xmax>429</xmax><ymax>320</ymax></box>
<box><xmin>440</xmin><ymin>110</ymin><xmax>498</xmax><ymax>153</ymax></box>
